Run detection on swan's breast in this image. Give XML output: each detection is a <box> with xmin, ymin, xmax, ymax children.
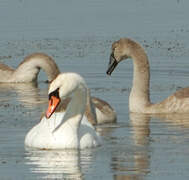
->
<box><xmin>25</xmin><ymin>112</ymin><xmax>101</xmax><ymax>149</ymax></box>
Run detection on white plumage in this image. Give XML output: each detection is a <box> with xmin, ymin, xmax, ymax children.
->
<box><xmin>25</xmin><ymin>73</ymin><xmax>102</xmax><ymax>149</ymax></box>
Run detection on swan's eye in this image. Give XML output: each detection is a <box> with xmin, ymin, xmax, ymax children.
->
<box><xmin>48</xmin><ymin>88</ymin><xmax>60</xmax><ymax>100</ymax></box>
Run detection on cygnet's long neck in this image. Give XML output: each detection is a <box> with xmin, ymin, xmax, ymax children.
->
<box><xmin>12</xmin><ymin>53</ymin><xmax>60</xmax><ymax>82</ymax></box>
<box><xmin>129</xmin><ymin>47</ymin><xmax>151</xmax><ymax>113</ymax></box>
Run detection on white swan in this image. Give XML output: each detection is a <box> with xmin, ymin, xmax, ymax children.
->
<box><xmin>25</xmin><ymin>72</ymin><xmax>102</xmax><ymax>149</ymax></box>
<box><xmin>0</xmin><ymin>53</ymin><xmax>60</xmax><ymax>83</ymax></box>
<box><xmin>107</xmin><ymin>38</ymin><xmax>189</xmax><ymax>113</ymax></box>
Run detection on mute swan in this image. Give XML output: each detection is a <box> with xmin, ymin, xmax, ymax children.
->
<box><xmin>25</xmin><ymin>72</ymin><xmax>102</xmax><ymax>149</ymax></box>
<box><xmin>0</xmin><ymin>53</ymin><xmax>60</xmax><ymax>83</ymax></box>
<box><xmin>107</xmin><ymin>38</ymin><xmax>189</xmax><ymax>113</ymax></box>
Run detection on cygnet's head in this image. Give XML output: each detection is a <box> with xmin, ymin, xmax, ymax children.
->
<box><xmin>46</xmin><ymin>72</ymin><xmax>87</xmax><ymax>118</ymax></box>
<box><xmin>106</xmin><ymin>38</ymin><xmax>141</xmax><ymax>75</ymax></box>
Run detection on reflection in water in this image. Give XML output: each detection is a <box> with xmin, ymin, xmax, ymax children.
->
<box><xmin>96</xmin><ymin>123</ymin><xmax>118</xmax><ymax>137</ymax></box>
<box><xmin>0</xmin><ymin>82</ymin><xmax>48</xmax><ymax>108</ymax></box>
<box><xmin>130</xmin><ymin>113</ymin><xmax>151</xmax><ymax>179</ymax></box>
<box><xmin>130</xmin><ymin>113</ymin><xmax>150</xmax><ymax>146</ymax></box>
<box><xmin>113</xmin><ymin>113</ymin><xmax>151</xmax><ymax>180</ymax></box>
<box><xmin>25</xmin><ymin>148</ymin><xmax>93</xmax><ymax>180</ymax></box>
<box><xmin>113</xmin><ymin>112</ymin><xmax>189</xmax><ymax>180</ymax></box>
<box><xmin>151</xmin><ymin>113</ymin><xmax>189</xmax><ymax>129</ymax></box>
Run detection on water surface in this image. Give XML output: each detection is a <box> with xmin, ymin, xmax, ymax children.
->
<box><xmin>1</xmin><ymin>0</ymin><xmax>189</xmax><ymax>179</ymax></box>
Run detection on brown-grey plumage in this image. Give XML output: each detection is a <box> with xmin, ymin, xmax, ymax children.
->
<box><xmin>0</xmin><ymin>53</ymin><xmax>60</xmax><ymax>83</ymax></box>
<box><xmin>107</xmin><ymin>38</ymin><xmax>189</xmax><ymax>113</ymax></box>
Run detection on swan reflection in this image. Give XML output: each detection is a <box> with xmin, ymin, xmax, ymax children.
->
<box><xmin>121</xmin><ymin>112</ymin><xmax>189</xmax><ymax>180</ymax></box>
<box><xmin>113</xmin><ymin>113</ymin><xmax>151</xmax><ymax>180</ymax></box>
<box><xmin>0</xmin><ymin>82</ymin><xmax>48</xmax><ymax>108</ymax></box>
<box><xmin>25</xmin><ymin>148</ymin><xmax>93</xmax><ymax>179</ymax></box>
<box><xmin>130</xmin><ymin>113</ymin><xmax>150</xmax><ymax>146</ymax></box>
<box><xmin>152</xmin><ymin>113</ymin><xmax>189</xmax><ymax>129</ymax></box>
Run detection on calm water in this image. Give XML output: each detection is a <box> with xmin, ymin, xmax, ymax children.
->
<box><xmin>1</xmin><ymin>0</ymin><xmax>189</xmax><ymax>179</ymax></box>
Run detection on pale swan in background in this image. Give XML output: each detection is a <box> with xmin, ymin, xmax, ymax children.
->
<box><xmin>25</xmin><ymin>72</ymin><xmax>102</xmax><ymax>149</ymax></box>
<box><xmin>107</xmin><ymin>38</ymin><xmax>189</xmax><ymax>113</ymax></box>
<box><xmin>0</xmin><ymin>53</ymin><xmax>60</xmax><ymax>83</ymax></box>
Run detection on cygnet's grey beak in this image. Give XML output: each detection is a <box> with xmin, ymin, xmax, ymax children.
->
<box><xmin>106</xmin><ymin>53</ymin><xmax>118</xmax><ymax>75</ymax></box>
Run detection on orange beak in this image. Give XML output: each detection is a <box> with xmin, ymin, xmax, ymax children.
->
<box><xmin>45</xmin><ymin>96</ymin><xmax>60</xmax><ymax>119</ymax></box>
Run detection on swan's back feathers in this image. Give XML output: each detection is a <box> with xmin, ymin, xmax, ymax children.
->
<box><xmin>91</xmin><ymin>97</ymin><xmax>116</xmax><ymax>124</ymax></box>
<box><xmin>0</xmin><ymin>63</ymin><xmax>15</xmax><ymax>82</ymax></box>
<box><xmin>92</xmin><ymin>97</ymin><xmax>115</xmax><ymax>113</ymax></box>
<box><xmin>0</xmin><ymin>63</ymin><xmax>14</xmax><ymax>72</ymax></box>
<box><xmin>174</xmin><ymin>87</ymin><xmax>189</xmax><ymax>99</ymax></box>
